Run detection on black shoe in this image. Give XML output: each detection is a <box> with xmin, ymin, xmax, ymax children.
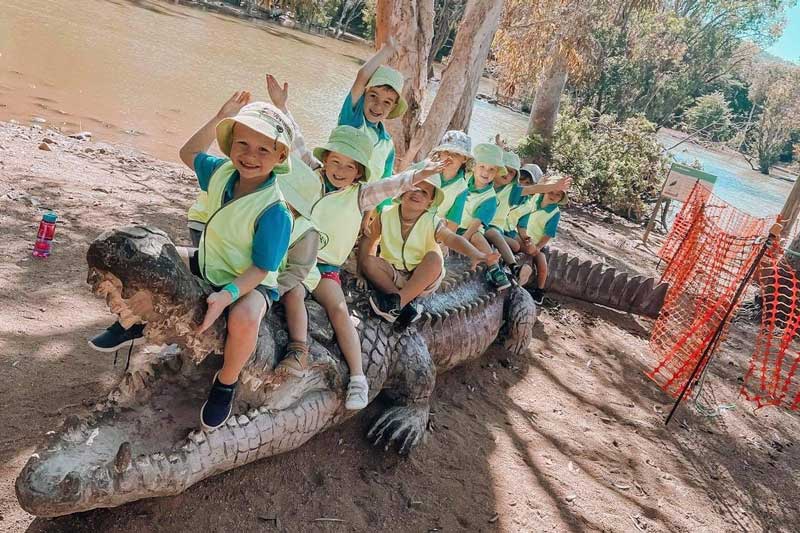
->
<box><xmin>201</xmin><ymin>372</ymin><xmax>236</xmax><ymax>430</ymax></box>
<box><xmin>531</xmin><ymin>288</ymin><xmax>545</xmax><ymax>305</ymax></box>
<box><xmin>394</xmin><ymin>302</ymin><xmax>421</xmax><ymax>331</ymax></box>
<box><xmin>88</xmin><ymin>321</ymin><xmax>145</xmax><ymax>352</ymax></box>
<box><xmin>369</xmin><ymin>291</ymin><xmax>402</xmax><ymax>323</ymax></box>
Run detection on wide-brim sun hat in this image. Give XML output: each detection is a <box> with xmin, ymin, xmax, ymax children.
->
<box><xmin>520</xmin><ymin>163</ymin><xmax>543</xmax><ymax>184</ymax></box>
<box><xmin>367</xmin><ymin>66</ymin><xmax>408</xmax><ymax>119</ymax></box>
<box><xmin>431</xmin><ymin>130</ymin><xmax>473</xmax><ymax>161</ymax></box>
<box><xmin>277</xmin><ymin>154</ymin><xmax>322</xmax><ymax>219</ymax></box>
<box><xmin>472</xmin><ymin>143</ymin><xmax>507</xmax><ymax>176</ymax></box>
<box><xmin>312</xmin><ymin>125</ymin><xmax>374</xmax><ymax>182</ymax></box>
<box><xmin>503</xmin><ymin>151</ymin><xmax>521</xmax><ymax>173</ymax></box>
<box><xmin>216</xmin><ymin>101</ymin><xmax>295</xmax><ymax>174</ymax></box>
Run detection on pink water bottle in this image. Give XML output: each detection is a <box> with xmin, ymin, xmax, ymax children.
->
<box><xmin>32</xmin><ymin>212</ymin><xmax>57</xmax><ymax>258</ymax></box>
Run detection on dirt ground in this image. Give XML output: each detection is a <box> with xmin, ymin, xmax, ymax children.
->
<box><xmin>1</xmin><ymin>123</ymin><xmax>798</xmax><ymax>532</ymax></box>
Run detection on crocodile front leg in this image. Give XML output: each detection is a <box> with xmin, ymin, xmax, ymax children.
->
<box><xmin>367</xmin><ymin>332</ymin><xmax>435</xmax><ymax>455</ymax></box>
<box><xmin>501</xmin><ymin>286</ymin><xmax>538</xmax><ymax>355</ymax></box>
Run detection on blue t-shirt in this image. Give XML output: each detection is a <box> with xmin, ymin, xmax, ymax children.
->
<box><xmin>194</xmin><ymin>153</ymin><xmax>291</xmax><ymax>295</ymax></box>
<box><xmin>468</xmin><ymin>179</ymin><xmax>497</xmax><ymax>227</ymax></box>
<box><xmin>338</xmin><ymin>92</ymin><xmax>395</xmax><ymax>180</ymax></box>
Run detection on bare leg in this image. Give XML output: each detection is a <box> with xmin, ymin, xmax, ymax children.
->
<box><xmin>534</xmin><ymin>252</ymin><xmax>548</xmax><ymax>289</ymax></box>
<box><xmin>397</xmin><ymin>252</ymin><xmax>442</xmax><ymax>307</ymax></box>
<box><xmin>312</xmin><ymin>279</ymin><xmax>364</xmax><ymax>377</ymax></box>
<box><xmin>485</xmin><ymin>227</ymin><xmax>517</xmax><ymax>265</ymax></box>
<box><xmin>469</xmin><ymin>233</ymin><xmax>500</xmax><ymax>267</ymax></box>
<box><xmin>360</xmin><ymin>255</ymin><xmax>400</xmax><ymax>295</ymax></box>
<box><xmin>219</xmin><ymin>291</ymin><xmax>267</xmax><ymax>385</ymax></box>
<box><xmin>505</xmin><ymin>236</ymin><xmax>521</xmax><ymax>253</ymax></box>
<box><xmin>281</xmin><ymin>285</ymin><xmax>308</xmax><ymax>343</ymax></box>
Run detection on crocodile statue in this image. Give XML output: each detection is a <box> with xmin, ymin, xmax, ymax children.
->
<box><xmin>16</xmin><ymin>226</ymin><xmax>539</xmax><ymax>517</ymax></box>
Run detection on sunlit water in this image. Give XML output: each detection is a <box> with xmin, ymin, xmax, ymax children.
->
<box><xmin>0</xmin><ymin>0</ymin><xmax>790</xmax><ymax>218</ymax></box>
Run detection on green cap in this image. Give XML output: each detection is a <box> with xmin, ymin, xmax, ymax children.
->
<box><xmin>472</xmin><ymin>143</ymin><xmax>507</xmax><ymax>176</ymax></box>
<box><xmin>367</xmin><ymin>66</ymin><xmax>408</xmax><ymax>119</ymax></box>
<box><xmin>277</xmin><ymin>154</ymin><xmax>322</xmax><ymax>219</ymax></box>
<box><xmin>503</xmin><ymin>151</ymin><xmax>521</xmax><ymax>173</ymax></box>
<box><xmin>313</xmin><ymin>126</ymin><xmax>374</xmax><ymax>181</ymax></box>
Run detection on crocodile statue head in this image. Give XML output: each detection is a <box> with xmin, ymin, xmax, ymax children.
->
<box><xmin>16</xmin><ymin>226</ymin><xmax>538</xmax><ymax>517</ymax></box>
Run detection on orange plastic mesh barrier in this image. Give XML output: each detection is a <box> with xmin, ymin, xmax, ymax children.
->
<box><xmin>741</xmin><ymin>240</ymin><xmax>800</xmax><ymax>410</ymax></box>
<box><xmin>648</xmin><ymin>184</ymin><xmax>772</xmax><ymax>397</ymax></box>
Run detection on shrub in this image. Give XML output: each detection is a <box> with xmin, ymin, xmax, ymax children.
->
<box><xmin>518</xmin><ymin>104</ymin><xmax>670</xmax><ymax>220</ymax></box>
<box><xmin>683</xmin><ymin>92</ymin><xmax>734</xmax><ymax>142</ymax></box>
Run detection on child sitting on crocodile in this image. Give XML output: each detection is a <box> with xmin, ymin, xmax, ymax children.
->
<box><xmin>169</xmin><ymin>93</ymin><xmax>295</xmax><ymax>430</ymax></box>
<box><xmin>417</xmin><ymin>130</ymin><xmax>473</xmax><ymax>232</ymax></box>
<box><xmin>503</xmin><ymin>163</ymin><xmax>543</xmax><ymax>255</ymax></box>
<box><xmin>266</xmin><ymin>75</ymin><xmax>444</xmax><ymax>409</ymax></box>
<box><xmin>359</xmin><ymin>179</ymin><xmax>499</xmax><ymax>327</ymax></box>
<box><xmin>523</xmin><ymin>175</ymin><xmax>569</xmax><ymax>305</ymax></box>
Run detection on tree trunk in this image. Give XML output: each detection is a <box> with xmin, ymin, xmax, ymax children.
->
<box><xmin>376</xmin><ymin>0</ymin><xmax>436</xmax><ymax>165</ymax></box>
<box><xmin>448</xmin><ymin>6</ymin><xmax>497</xmax><ymax>132</ymax></box>
<box><xmin>527</xmin><ymin>47</ymin><xmax>569</xmax><ymax>168</ymax></box>
<box><xmin>397</xmin><ymin>0</ymin><xmax>503</xmax><ymax>169</ymax></box>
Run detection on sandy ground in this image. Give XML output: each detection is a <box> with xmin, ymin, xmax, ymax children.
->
<box><xmin>1</xmin><ymin>123</ymin><xmax>798</xmax><ymax>532</ymax></box>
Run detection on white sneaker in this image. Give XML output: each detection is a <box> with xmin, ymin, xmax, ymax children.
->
<box><xmin>345</xmin><ymin>375</ymin><xmax>369</xmax><ymax>410</ymax></box>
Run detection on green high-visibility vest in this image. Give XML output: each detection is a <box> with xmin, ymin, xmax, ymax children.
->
<box><xmin>506</xmin><ymin>196</ymin><xmax>532</xmax><ymax>233</ymax></box>
<box><xmin>435</xmin><ymin>173</ymin><xmax>468</xmax><ymax>221</ymax></box>
<box><xmin>459</xmin><ymin>178</ymin><xmax>497</xmax><ymax>232</ymax></box>
<box><xmin>287</xmin><ymin>214</ymin><xmax>322</xmax><ymax>292</ymax></box>
<box><xmin>198</xmin><ymin>161</ymin><xmax>286</xmax><ymax>288</ymax></box>
<box><xmin>187</xmin><ymin>191</ymin><xmax>209</xmax><ymax>223</ymax></box>
<box><xmin>360</xmin><ymin>122</ymin><xmax>394</xmax><ymax>183</ymax></box>
<box><xmin>489</xmin><ymin>183</ymin><xmax>514</xmax><ymax>229</ymax></box>
<box><xmin>526</xmin><ymin>194</ymin><xmax>560</xmax><ymax>243</ymax></box>
<box><xmin>379</xmin><ymin>204</ymin><xmax>443</xmax><ymax>272</ymax></box>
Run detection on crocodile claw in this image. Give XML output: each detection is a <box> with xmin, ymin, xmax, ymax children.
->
<box><xmin>367</xmin><ymin>404</ymin><xmax>430</xmax><ymax>455</ymax></box>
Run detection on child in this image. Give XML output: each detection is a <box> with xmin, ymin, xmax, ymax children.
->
<box><xmin>359</xmin><ymin>179</ymin><xmax>499</xmax><ymax>326</ymax></box>
<box><xmin>426</xmin><ymin>130</ymin><xmax>472</xmax><ymax>231</ymax></box>
<box><xmin>524</xmin><ymin>176</ymin><xmax>569</xmax><ymax>305</ymax></box>
<box><xmin>502</xmin><ymin>164</ymin><xmax>544</xmax><ymax>253</ymax></box>
<box><xmin>177</xmin><ymin>93</ymin><xmax>295</xmax><ymax>430</ymax></box>
<box><xmin>338</xmin><ymin>36</ymin><xmax>405</xmax><ymax>183</ymax></box>
<box><xmin>484</xmin><ymin>150</ymin><xmax>527</xmax><ymax>281</ymax></box>
<box><xmin>456</xmin><ymin>143</ymin><xmax>513</xmax><ymax>290</ymax></box>
<box><xmin>269</xmin><ymin>118</ymin><xmax>444</xmax><ymax>409</ymax></box>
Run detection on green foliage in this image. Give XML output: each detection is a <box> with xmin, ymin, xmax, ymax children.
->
<box><xmin>361</xmin><ymin>0</ymin><xmax>377</xmax><ymax>40</ymax></box>
<box><xmin>520</xmin><ymin>104</ymin><xmax>670</xmax><ymax>220</ymax></box>
<box><xmin>683</xmin><ymin>92</ymin><xmax>734</xmax><ymax>141</ymax></box>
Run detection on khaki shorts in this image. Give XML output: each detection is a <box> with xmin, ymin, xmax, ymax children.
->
<box><xmin>374</xmin><ymin>256</ymin><xmax>445</xmax><ymax>298</ymax></box>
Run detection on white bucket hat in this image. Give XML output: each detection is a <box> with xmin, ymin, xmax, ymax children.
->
<box><xmin>431</xmin><ymin>130</ymin><xmax>473</xmax><ymax>161</ymax></box>
<box><xmin>520</xmin><ymin>163</ymin><xmax>543</xmax><ymax>184</ymax></box>
<box><xmin>216</xmin><ymin>102</ymin><xmax>295</xmax><ymax>173</ymax></box>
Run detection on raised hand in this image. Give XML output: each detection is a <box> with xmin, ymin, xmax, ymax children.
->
<box><xmin>413</xmin><ymin>158</ymin><xmax>448</xmax><ymax>181</ymax></box>
<box><xmin>265</xmin><ymin>74</ymin><xmax>289</xmax><ymax>112</ymax></box>
<box><xmin>495</xmin><ymin>133</ymin><xmax>508</xmax><ymax>150</ymax></box>
<box><xmin>217</xmin><ymin>91</ymin><xmax>251</xmax><ymax>119</ymax></box>
<box><xmin>554</xmin><ymin>175</ymin><xmax>573</xmax><ymax>191</ymax></box>
<box><xmin>197</xmin><ymin>290</ymin><xmax>233</xmax><ymax>333</ymax></box>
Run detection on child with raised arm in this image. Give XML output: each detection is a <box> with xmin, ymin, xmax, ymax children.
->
<box><xmin>359</xmin><ymin>179</ymin><xmax>498</xmax><ymax>327</ymax></box>
<box><xmin>338</xmin><ymin>36</ymin><xmax>406</xmax><ymax>183</ymax></box>
<box><xmin>177</xmin><ymin>93</ymin><xmax>295</xmax><ymax>430</ymax></box>
<box><xmin>484</xmin><ymin>150</ymin><xmax>527</xmax><ymax>281</ymax></box>
<box><xmin>423</xmin><ymin>130</ymin><xmax>473</xmax><ymax>231</ymax></box>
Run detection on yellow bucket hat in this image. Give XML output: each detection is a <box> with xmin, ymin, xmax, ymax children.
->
<box><xmin>503</xmin><ymin>151</ymin><xmax>521</xmax><ymax>173</ymax></box>
<box><xmin>367</xmin><ymin>66</ymin><xmax>408</xmax><ymax>119</ymax></box>
<box><xmin>472</xmin><ymin>143</ymin><xmax>507</xmax><ymax>176</ymax></box>
<box><xmin>313</xmin><ymin>125</ymin><xmax>375</xmax><ymax>182</ymax></box>
<box><xmin>216</xmin><ymin>102</ymin><xmax>295</xmax><ymax>173</ymax></box>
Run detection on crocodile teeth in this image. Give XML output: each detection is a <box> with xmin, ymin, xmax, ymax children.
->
<box><xmin>236</xmin><ymin>415</ymin><xmax>250</xmax><ymax>425</ymax></box>
<box><xmin>247</xmin><ymin>408</ymin><xmax>259</xmax><ymax>419</ymax></box>
<box><xmin>188</xmin><ymin>430</ymin><xmax>206</xmax><ymax>445</ymax></box>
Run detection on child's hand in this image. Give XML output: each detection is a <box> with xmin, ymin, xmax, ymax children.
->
<box><xmin>197</xmin><ymin>290</ymin><xmax>233</xmax><ymax>333</ymax></box>
<box><xmin>472</xmin><ymin>251</ymin><xmax>500</xmax><ymax>271</ymax></box>
<box><xmin>526</xmin><ymin>243</ymin><xmax>540</xmax><ymax>256</ymax></box>
<box><xmin>494</xmin><ymin>134</ymin><xmax>508</xmax><ymax>150</ymax></box>
<box><xmin>554</xmin><ymin>176</ymin><xmax>572</xmax><ymax>191</ymax></box>
<box><xmin>265</xmin><ymin>74</ymin><xmax>289</xmax><ymax>112</ymax></box>
<box><xmin>414</xmin><ymin>158</ymin><xmax>448</xmax><ymax>180</ymax></box>
<box><xmin>217</xmin><ymin>91</ymin><xmax>251</xmax><ymax>119</ymax></box>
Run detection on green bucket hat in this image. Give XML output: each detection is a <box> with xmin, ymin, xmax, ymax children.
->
<box><xmin>277</xmin><ymin>154</ymin><xmax>322</xmax><ymax>219</ymax></box>
<box><xmin>216</xmin><ymin>102</ymin><xmax>295</xmax><ymax>174</ymax></box>
<box><xmin>503</xmin><ymin>151</ymin><xmax>521</xmax><ymax>173</ymax></box>
<box><xmin>367</xmin><ymin>66</ymin><xmax>408</xmax><ymax>119</ymax></box>
<box><xmin>472</xmin><ymin>143</ymin><xmax>507</xmax><ymax>176</ymax></box>
<box><xmin>313</xmin><ymin>125</ymin><xmax>374</xmax><ymax>182</ymax></box>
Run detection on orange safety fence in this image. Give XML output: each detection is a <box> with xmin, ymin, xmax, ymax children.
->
<box><xmin>741</xmin><ymin>239</ymin><xmax>800</xmax><ymax>410</ymax></box>
<box><xmin>648</xmin><ymin>183</ymin><xmax>773</xmax><ymax>397</ymax></box>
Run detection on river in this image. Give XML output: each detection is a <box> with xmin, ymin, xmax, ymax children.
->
<box><xmin>0</xmin><ymin>0</ymin><xmax>791</xmax><ymax>219</ymax></box>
